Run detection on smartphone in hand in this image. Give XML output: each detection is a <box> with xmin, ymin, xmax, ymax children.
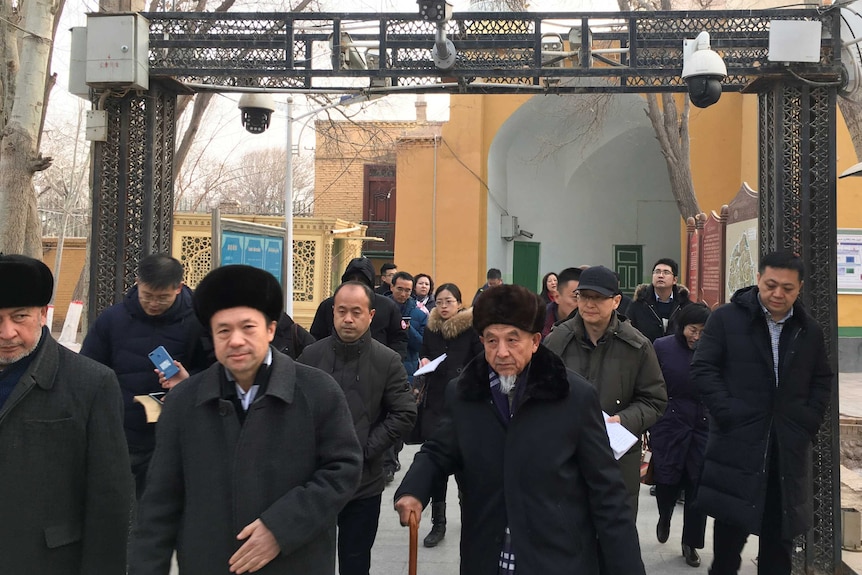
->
<box><xmin>149</xmin><ymin>346</ymin><xmax>180</xmax><ymax>380</ymax></box>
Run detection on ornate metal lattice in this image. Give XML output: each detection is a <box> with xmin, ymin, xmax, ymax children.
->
<box><xmin>179</xmin><ymin>234</ymin><xmax>212</xmax><ymax>288</ymax></box>
<box><xmin>142</xmin><ymin>9</ymin><xmax>842</xmax><ymax>94</ymax></box>
<box><xmin>293</xmin><ymin>239</ymin><xmax>316</xmax><ymax>302</ymax></box>
<box><xmin>89</xmin><ymin>83</ymin><xmax>177</xmax><ymax>324</ymax></box>
<box><xmin>759</xmin><ymin>83</ymin><xmax>840</xmax><ymax>573</ymax></box>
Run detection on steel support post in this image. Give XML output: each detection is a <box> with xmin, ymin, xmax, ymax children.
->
<box><xmin>89</xmin><ymin>82</ymin><xmax>177</xmax><ymax>326</ymax></box>
<box><xmin>759</xmin><ymin>83</ymin><xmax>840</xmax><ymax>574</ymax></box>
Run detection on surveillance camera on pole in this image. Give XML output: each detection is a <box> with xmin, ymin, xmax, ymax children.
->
<box><xmin>681</xmin><ymin>31</ymin><xmax>727</xmax><ymax>109</ymax></box>
<box><xmin>417</xmin><ymin>0</ymin><xmax>453</xmax><ymax>23</ymax></box>
<box><xmin>238</xmin><ymin>93</ymin><xmax>276</xmax><ymax>134</ymax></box>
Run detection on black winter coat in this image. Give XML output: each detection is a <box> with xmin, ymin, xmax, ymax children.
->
<box><xmin>271</xmin><ymin>312</ymin><xmax>316</xmax><ymax>359</ymax></box>
<box><xmin>627</xmin><ymin>284</ymin><xmax>692</xmax><ymax>342</ymax></box>
<box><xmin>395</xmin><ymin>345</ymin><xmax>646</xmax><ymax>575</ymax></box>
<box><xmin>649</xmin><ymin>334</ymin><xmax>708</xmax><ymax>486</ymax></box>
<box><xmin>418</xmin><ymin>307</ymin><xmax>483</xmax><ymax>440</ymax></box>
<box><xmin>297</xmin><ymin>333</ymin><xmax>416</xmax><ymax>500</ymax></box>
<box><xmin>80</xmin><ymin>285</ymin><xmax>210</xmax><ymax>452</ymax></box>
<box><xmin>691</xmin><ymin>286</ymin><xmax>833</xmax><ymax>538</ymax></box>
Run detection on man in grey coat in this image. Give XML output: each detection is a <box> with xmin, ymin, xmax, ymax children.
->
<box><xmin>130</xmin><ymin>265</ymin><xmax>363</xmax><ymax>575</ymax></box>
<box><xmin>298</xmin><ymin>281</ymin><xmax>416</xmax><ymax>575</ymax></box>
<box><xmin>0</xmin><ymin>254</ymin><xmax>132</xmax><ymax>574</ymax></box>
<box><xmin>544</xmin><ymin>265</ymin><xmax>667</xmax><ymax>517</ymax></box>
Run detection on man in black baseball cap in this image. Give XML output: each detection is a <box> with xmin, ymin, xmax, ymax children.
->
<box><xmin>544</xmin><ymin>264</ymin><xmax>667</xmax><ymax>519</ymax></box>
<box><xmin>0</xmin><ymin>254</ymin><xmax>132</xmax><ymax>573</ymax></box>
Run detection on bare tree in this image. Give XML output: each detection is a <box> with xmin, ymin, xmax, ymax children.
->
<box><xmin>0</xmin><ymin>0</ymin><xmax>60</xmax><ymax>256</ymax></box>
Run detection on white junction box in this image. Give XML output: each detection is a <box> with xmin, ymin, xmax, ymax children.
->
<box><xmin>768</xmin><ymin>20</ymin><xmax>822</xmax><ymax>63</ymax></box>
<box><xmin>86</xmin><ymin>110</ymin><xmax>108</xmax><ymax>142</ymax></box>
<box><xmin>501</xmin><ymin>215</ymin><xmax>520</xmax><ymax>240</ymax></box>
<box><xmin>85</xmin><ymin>13</ymin><xmax>149</xmax><ymax>90</ymax></box>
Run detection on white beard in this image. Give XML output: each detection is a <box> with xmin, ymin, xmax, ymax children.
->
<box><xmin>499</xmin><ymin>374</ymin><xmax>517</xmax><ymax>395</ymax></box>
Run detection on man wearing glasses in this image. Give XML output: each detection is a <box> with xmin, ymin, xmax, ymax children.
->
<box><xmin>628</xmin><ymin>258</ymin><xmax>693</xmax><ymax>342</ymax></box>
<box><xmin>81</xmin><ymin>253</ymin><xmax>211</xmax><ymax>501</ymax></box>
<box><xmin>544</xmin><ymin>265</ymin><xmax>667</xmax><ymax>518</ymax></box>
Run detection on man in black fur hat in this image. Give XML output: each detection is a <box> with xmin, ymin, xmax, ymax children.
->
<box><xmin>394</xmin><ymin>284</ymin><xmax>646</xmax><ymax>575</ymax></box>
<box><xmin>130</xmin><ymin>264</ymin><xmax>363</xmax><ymax>575</ymax></box>
<box><xmin>0</xmin><ymin>254</ymin><xmax>132</xmax><ymax>574</ymax></box>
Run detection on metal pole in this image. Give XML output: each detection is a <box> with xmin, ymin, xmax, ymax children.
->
<box><xmin>284</xmin><ymin>96</ymin><xmax>295</xmax><ymax>316</ymax></box>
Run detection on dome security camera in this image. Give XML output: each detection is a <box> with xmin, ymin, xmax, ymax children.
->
<box><xmin>681</xmin><ymin>32</ymin><xmax>727</xmax><ymax>109</ymax></box>
<box><xmin>238</xmin><ymin>93</ymin><xmax>276</xmax><ymax>134</ymax></box>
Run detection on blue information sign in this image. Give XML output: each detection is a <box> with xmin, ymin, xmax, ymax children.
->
<box><xmin>220</xmin><ymin>231</ymin><xmax>284</xmax><ymax>287</ymax></box>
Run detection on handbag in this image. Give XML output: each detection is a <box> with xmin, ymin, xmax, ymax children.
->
<box><xmin>404</xmin><ymin>375</ymin><xmax>427</xmax><ymax>445</ymax></box>
<box><xmin>640</xmin><ymin>435</ymin><xmax>655</xmax><ymax>485</ymax></box>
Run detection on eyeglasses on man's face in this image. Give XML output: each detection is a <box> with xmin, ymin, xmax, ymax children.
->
<box><xmin>393</xmin><ymin>286</ymin><xmax>413</xmax><ymax>294</ymax></box>
<box><xmin>652</xmin><ymin>269</ymin><xmax>674</xmax><ymax>277</ymax></box>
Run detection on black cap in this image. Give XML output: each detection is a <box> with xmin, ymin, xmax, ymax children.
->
<box><xmin>576</xmin><ymin>266</ymin><xmax>620</xmax><ymax>297</ymax></box>
<box><xmin>0</xmin><ymin>254</ymin><xmax>53</xmax><ymax>308</ymax></box>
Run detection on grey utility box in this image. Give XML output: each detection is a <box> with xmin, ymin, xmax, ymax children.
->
<box><xmin>85</xmin><ymin>13</ymin><xmax>149</xmax><ymax>91</ymax></box>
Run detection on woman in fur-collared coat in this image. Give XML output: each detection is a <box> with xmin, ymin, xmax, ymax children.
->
<box><xmin>416</xmin><ymin>282</ymin><xmax>483</xmax><ymax>547</ymax></box>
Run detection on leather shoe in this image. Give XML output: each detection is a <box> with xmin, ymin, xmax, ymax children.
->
<box><xmin>682</xmin><ymin>544</ymin><xmax>701</xmax><ymax>567</ymax></box>
<box><xmin>656</xmin><ymin>518</ymin><xmax>670</xmax><ymax>544</ymax></box>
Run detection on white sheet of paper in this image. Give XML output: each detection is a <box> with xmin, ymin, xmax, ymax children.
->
<box><xmin>602</xmin><ymin>411</ymin><xmax>639</xmax><ymax>460</ymax></box>
<box><xmin>413</xmin><ymin>353</ymin><xmax>447</xmax><ymax>376</ymax></box>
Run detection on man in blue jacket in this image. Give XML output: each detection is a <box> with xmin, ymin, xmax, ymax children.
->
<box><xmin>81</xmin><ymin>253</ymin><xmax>211</xmax><ymax>500</ymax></box>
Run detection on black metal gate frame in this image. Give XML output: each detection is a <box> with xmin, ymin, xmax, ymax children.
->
<box><xmin>91</xmin><ymin>9</ymin><xmax>843</xmax><ymax>572</ymax></box>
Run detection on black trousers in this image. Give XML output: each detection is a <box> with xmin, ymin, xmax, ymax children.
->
<box><xmin>656</xmin><ymin>469</ymin><xmax>707</xmax><ymax>548</ymax></box>
<box><xmin>709</xmin><ymin>449</ymin><xmax>792</xmax><ymax>575</ymax></box>
<box><xmin>129</xmin><ymin>449</ymin><xmax>153</xmax><ymax>501</ymax></box>
<box><xmin>383</xmin><ymin>440</ymin><xmax>403</xmax><ymax>472</ymax></box>
<box><xmin>337</xmin><ymin>494</ymin><xmax>382</xmax><ymax>575</ymax></box>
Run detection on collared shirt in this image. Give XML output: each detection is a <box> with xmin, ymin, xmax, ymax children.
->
<box><xmin>224</xmin><ymin>348</ymin><xmax>273</xmax><ymax>411</ymax></box>
<box><xmin>654</xmin><ymin>290</ymin><xmax>674</xmax><ymax>304</ymax></box>
<box><xmin>759</xmin><ymin>298</ymin><xmax>793</xmax><ymax>386</ymax></box>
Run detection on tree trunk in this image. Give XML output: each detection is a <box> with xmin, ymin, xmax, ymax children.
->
<box><xmin>645</xmin><ymin>93</ymin><xmax>701</xmax><ymax>220</ymax></box>
<box><xmin>0</xmin><ymin>0</ymin><xmax>59</xmax><ymax>255</ymax></box>
<box><xmin>839</xmin><ymin>98</ymin><xmax>862</xmax><ymax>162</ymax></box>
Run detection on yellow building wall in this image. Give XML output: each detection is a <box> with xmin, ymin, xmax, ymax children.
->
<box><xmin>394</xmin><ymin>94</ymin><xmax>531</xmax><ymax>298</ymax></box>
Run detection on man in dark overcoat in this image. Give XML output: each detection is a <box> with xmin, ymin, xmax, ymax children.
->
<box><xmin>394</xmin><ymin>284</ymin><xmax>645</xmax><ymax>575</ymax></box>
<box><xmin>130</xmin><ymin>265</ymin><xmax>363</xmax><ymax>575</ymax></box>
<box><xmin>691</xmin><ymin>250</ymin><xmax>833</xmax><ymax>575</ymax></box>
<box><xmin>0</xmin><ymin>254</ymin><xmax>132</xmax><ymax>574</ymax></box>
<box><xmin>298</xmin><ymin>281</ymin><xmax>416</xmax><ymax>575</ymax></box>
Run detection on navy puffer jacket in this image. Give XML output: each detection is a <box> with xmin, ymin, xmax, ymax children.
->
<box><xmin>81</xmin><ymin>285</ymin><xmax>210</xmax><ymax>452</ymax></box>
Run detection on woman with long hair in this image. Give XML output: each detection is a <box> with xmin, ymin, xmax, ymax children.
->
<box><xmin>416</xmin><ymin>282</ymin><xmax>483</xmax><ymax>547</ymax></box>
<box><xmin>650</xmin><ymin>303</ymin><xmax>712</xmax><ymax>568</ymax></box>
<box><xmin>540</xmin><ymin>272</ymin><xmax>558</xmax><ymax>305</ymax></box>
<box><xmin>413</xmin><ymin>273</ymin><xmax>435</xmax><ymax>312</ymax></box>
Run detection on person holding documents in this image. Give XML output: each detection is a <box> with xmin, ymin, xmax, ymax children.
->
<box><xmin>543</xmin><ymin>265</ymin><xmax>667</xmax><ymax>518</ymax></box>
<box><xmin>650</xmin><ymin>303</ymin><xmax>711</xmax><ymax>567</ymax></box>
<box><xmin>416</xmin><ymin>282</ymin><xmax>483</xmax><ymax>547</ymax></box>
<box><xmin>395</xmin><ymin>285</ymin><xmax>646</xmax><ymax>575</ymax></box>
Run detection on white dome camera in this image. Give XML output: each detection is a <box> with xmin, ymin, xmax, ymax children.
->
<box><xmin>238</xmin><ymin>93</ymin><xmax>276</xmax><ymax>134</ymax></box>
<box><xmin>681</xmin><ymin>32</ymin><xmax>727</xmax><ymax>109</ymax></box>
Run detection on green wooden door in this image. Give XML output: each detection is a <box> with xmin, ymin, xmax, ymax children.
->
<box><xmin>614</xmin><ymin>245</ymin><xmax>642</xmax><ymax>297</ymax></box>
<box><xmin>513</xmin><ymin>241</ymin><xmax>541</xmax><ymax>291</ymax></box>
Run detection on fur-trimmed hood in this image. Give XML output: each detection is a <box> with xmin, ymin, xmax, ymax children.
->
<box><xmin>633</xmin><ymin>282</ymin><xmax>690</xmax><ymax>304</ymax></box>
<box><xmin>426</xmin><ymin>307</ymin><xmax>475</xmax><ymax>340</ymax></box>
<box><xmin>457</xmin><ymin>343</ymin><xmax>570</xmax><ymax>403</ymax></box>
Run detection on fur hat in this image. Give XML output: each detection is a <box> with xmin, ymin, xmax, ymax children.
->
<box><xmin>473</xmin><ymin>284</ymin><xmax>544</xmax><ymax>335</ymax></box>
<box><xmin>194</xmin><ymin>265</ymin><xmax>283</xmax><ymax>328</ymax></box>
<box><xmin>0</xmin><ymin>254</ymin><xmax>53</xmax><ymax>308</ymax></box>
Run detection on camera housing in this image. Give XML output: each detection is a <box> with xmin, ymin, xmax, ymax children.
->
<box><xmin>238</xmin><ymin>93</ymin><xmax>276</xmax><ymax>134</ymax></box>
<box><xmin>681</xmin><ymin>32</ymin><xmax>727</xmax><ymax>109</ymax></box>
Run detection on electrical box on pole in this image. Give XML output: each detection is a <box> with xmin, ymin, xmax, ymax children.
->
<box><xmin>85</xmin><ymin>14</ymin><xmax>150</xmax><ymax>90</ymax></box>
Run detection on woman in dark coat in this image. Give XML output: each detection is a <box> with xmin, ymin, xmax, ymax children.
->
<box><xmin>650</xmin><ymin>303</ymin><xmax>711</xmax><ymax>568</ymax></box>
<box><xmin>417</xmin><ymin>282</ymin><xmax>483</xmax><ymax>547</ymax></box>
<box><xmin>540</xmin><ymin>271</ymin><xmax>558</xmax><ymax>305</ymax></box>
<box><xmin>413</xmin><ymin>273</ymin><xmax>436</xmax><ymax>312</ymax></box>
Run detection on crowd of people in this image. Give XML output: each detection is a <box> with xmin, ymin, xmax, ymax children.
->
<box><xmin>0</xmin><ymin>249</ymin><xmax>832</xmax><ymax>575</ymax></box>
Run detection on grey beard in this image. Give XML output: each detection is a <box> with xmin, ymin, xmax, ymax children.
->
<box><xmin>499</xmin><ymin>374</ymin><xmax>517</xmax><ymax>395</ymax></box>
<box><xmin>0</xmin><ymin>339</ymin><xmax>40</xmax><ymax>368</ymax></box>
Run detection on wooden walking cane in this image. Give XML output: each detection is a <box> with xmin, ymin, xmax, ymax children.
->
<box><xmin>408</xmin><ymin>510</ymin><xmax>419</xmax><ymax>575</ymax></box>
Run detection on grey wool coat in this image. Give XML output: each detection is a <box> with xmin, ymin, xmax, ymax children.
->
<box><xmin>0</xmin><ymin>331</ymin><xmax>132</xmax><ymax>575</ymax></box>
<box><xmin>129</xmin><ymin>350</ymin><xmax>363</xmax><ymax>575</ymax></box>
<box><xmin>543</xmin><ymin>311</ymin><xmax>667</xmax><ymax>513</ymax></box>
